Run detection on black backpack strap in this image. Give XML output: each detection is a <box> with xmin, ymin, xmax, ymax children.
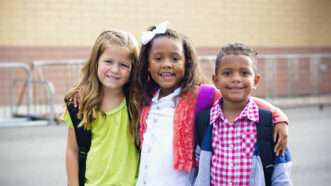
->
<box><xmin>66</xmin><ymin>103</ymin><xmax>91</xmax><ymax>186</ymax></box>
<box><xmin>195</xmin><ymin>108</ymin><xmax>212</xmax><ymax>151</ymax></box>
<box><xmin>257</xmin><ymin>108</ymin><xmax>275</xmax><ymax>186</ymax></box>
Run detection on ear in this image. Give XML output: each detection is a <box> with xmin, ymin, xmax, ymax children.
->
<box><xmin>253</xmin><ymin>73</ymin><xmax>261</xmax><ymax>89</ymax></box>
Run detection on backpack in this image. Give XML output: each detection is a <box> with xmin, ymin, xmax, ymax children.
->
<box><xmin>66</xmin><ymin>103</ymin><xmax>91</xmax><ymax>186</ymax></box>
<box><xmin>65</xmin><ymin>84</ymin><xmax>216</xmax><ymax>186</ymax></box>
<box><xmin>195</xmin><ymin>107</ymin><xmax>275</xmax><ymax>186</ymax></box>
<box><xmin>195</xmin><ymin>84</ymin><xmax>216</xmax><ymax>114</ymax></box>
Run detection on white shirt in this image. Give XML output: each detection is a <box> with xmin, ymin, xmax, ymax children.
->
<box><xmin>136</xmin><ymin>88</ymin><xmax>191</xmax><ymax>186</ymax></box>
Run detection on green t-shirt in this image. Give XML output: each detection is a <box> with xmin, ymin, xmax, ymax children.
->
<box><xmin>64</xmin><ymin>99</ymin><xmax>139</xmax><ymax>186</ymax></box>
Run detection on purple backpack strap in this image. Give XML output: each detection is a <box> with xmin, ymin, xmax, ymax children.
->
<box><xmin>195</xmin><ymin>84</ymin><xmax>216</xmax><ymax>114</ymax></box>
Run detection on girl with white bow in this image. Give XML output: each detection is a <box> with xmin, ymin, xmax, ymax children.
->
<box><xmin>132</xmin><ymin>22</ymin><xmax>289</xmax><ymax>186</ymax></box>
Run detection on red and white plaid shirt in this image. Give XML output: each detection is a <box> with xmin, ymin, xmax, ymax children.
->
<box><xmin>210</xmin><ymin>97</ymin><xmax>259</xmax><ymax>186</ymax></box>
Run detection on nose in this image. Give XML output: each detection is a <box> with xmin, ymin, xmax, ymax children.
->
<box><xmin>232</xmin><ymin>72</ymin><xmax>242</xmax><ymax>82</ymax></box>
<box><xmin>110</xmin><ymin>63</ymin><xmax>120</xmax><ymax>73</ymax></box>
<box><xmin>161</xmin><ymin>58</ymin><xmax>172</xmax><ymax>68</ymax></box>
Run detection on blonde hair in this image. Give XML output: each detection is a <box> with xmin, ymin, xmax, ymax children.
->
<box><xmin>64</xmin><ymin>30</ymin><xmax>139</xmax><ymax>137</ymax></box>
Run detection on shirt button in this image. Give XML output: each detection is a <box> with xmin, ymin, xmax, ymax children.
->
<box><xmin>228</xmin><ymin>182</ymin><xmax>232</xmax><ymax>186</ymax></box>
<box><xmin>229</xmin><ymin>144</ymin><xmax>234</xmax><ymax>149</ymax></box>
<box><xmin>153</xmin><ymin>118</ymin><xmax>158</xmax><ymax>123</ymax></box>
<box><xmin>229</xmin><ymin>163</ymin><xmax>234</xmax><ymax>168</ymax></box>
<box><xmin>156</xmin><ymin>106</ymin><xmax>160</xmax><ymax>110</ymax></box>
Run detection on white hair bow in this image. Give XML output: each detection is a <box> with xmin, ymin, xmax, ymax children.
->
<box><xmin>141</xmin><ymin>21</ymin><xmax>169</xmax><ymax>45</ymax></box>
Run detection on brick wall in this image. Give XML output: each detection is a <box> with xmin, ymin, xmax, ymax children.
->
<box><xmin>1</xmin><ymin>0</ymin><xmax>331</xmax><ymax>107</ymax></box>
<box><xmin>1</xmin><ymin>46</ymin><xmax>331</xmax><ymax>106</ymax></box>
<box><xmin>198</xmin><ymin>47</ymin><xmax>331</xmax><ymax>97</ymax></box>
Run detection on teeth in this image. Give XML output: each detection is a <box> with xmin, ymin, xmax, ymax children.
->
<box><xmin>159</xmin><ymin>73</ymin><xmax>173</xmax><ymax>80</ymax></box>
<box><xmin>160</xmin><ymin>72</ymin><xmax>173</xmax><ymax>77</ymax></box>
<box><xmin>106</xmin><ymin>75</ymin><xmax>119</xmax><ymax>80</ymax></box>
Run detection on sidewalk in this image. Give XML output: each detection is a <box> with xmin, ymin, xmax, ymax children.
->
<box><xmin>0</xmin><ymin>106</ymin><xmax>330</xmax><ymax>185</ymax></box>
<box><xmin>267</xmin><ymin>94</ymin><xmax>331</xmax><ymax>108</ymax></box>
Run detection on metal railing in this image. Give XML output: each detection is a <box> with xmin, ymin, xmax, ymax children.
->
<box><xmin>0</xmin><ymin>63</ymin><xmax>56</xmax><ymax>126</ymax></box>
<box><xmin>0</xmin><ymin>63</ymin><xmax>33</xmax><ymax>118</ymax></box>
<box><xmin>32</xmin><ymin>60</ymin><xmax>85</xmax><ymax>103</ymax></box>
<box><xmin>1</xmin><ymin>54</ymin><xmax>330</xmax><ymax>125</ymax></box>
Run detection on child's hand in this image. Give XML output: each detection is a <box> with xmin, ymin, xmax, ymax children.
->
<box><xmin>274</xmin><ymin>122</ymin><xmax>288</xmax><ymax>156</ymax></box>
<box><xmin>68</xmin><ymin>91</ymin><xmax>81</xmax><ymax>108</ymax></box>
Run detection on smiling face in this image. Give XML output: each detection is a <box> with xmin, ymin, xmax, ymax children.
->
<box><xmin>213</xmin><ymin>54</ymin><xmax>260</xmax><ymax>105</ymax></box>
<box><xmin>97</xmin><ymin>45</ymin><xmax>132</xmax><ymax>92</ymax></box>
<box><xmin>148</xmin><ymin>37</ymin><xmax>186</xmax><ymax>97</ymax></box>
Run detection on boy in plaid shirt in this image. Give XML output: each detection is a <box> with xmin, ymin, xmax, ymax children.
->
<box><xmin>194</xmin><ymin>43</ymin><xmax>292</xmax><ymax>186</ymax></box>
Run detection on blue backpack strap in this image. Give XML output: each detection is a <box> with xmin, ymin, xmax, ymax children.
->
<box><xmin>195</xmin><ymin>108</ymin><xmax>213</xmax><ymax>151</ymax></box>
<box><xmin>196</xmin><ymin>106</ymin><xmax>275</xmax><ymax>185</ymax></box>
<box><xmin>195</xmin><ymin>84</ymin><xmax>215</xmax><ymax>150</ymax></box>
<box><xmin>66</xmin><ymin>103</ymin><xmax>91</xmax><ymax>186</ymax></box>
<box><xmin>257</xmin><ymin>108</ymin><xmax>275</xmax><ymax>186</ymax></box>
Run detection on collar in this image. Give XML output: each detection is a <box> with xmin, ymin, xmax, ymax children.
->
<box><xmin>151</xmin><ymin>87</ymin><xmax>181</xmax><ymax>103</ymax></box>
<box><xmin>210</xmin><ymin>97</ymin><xmax>259</xmax><ymax>126</ymax></box>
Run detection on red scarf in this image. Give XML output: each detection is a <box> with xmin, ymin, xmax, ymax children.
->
<box><xmin>139</xmin><ymin>88</ymin><xmax>197</xmax><ymax>172</ymax></box>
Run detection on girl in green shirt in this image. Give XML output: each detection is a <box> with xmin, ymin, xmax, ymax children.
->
<box><xmin>64</xmin><ymin>30</ymin><xmax>140</xmax><ymax>186</ymax></box>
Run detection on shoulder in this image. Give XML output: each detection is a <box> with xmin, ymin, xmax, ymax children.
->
<box><xmin>63</xmin><ymin>111</ymin><xmax>74</xmax><ymax>128</ymax></box>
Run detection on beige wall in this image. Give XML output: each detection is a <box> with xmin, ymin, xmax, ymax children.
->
<box><xmin>1</xmin><ymin>0</ymin><xmax>331</xmax><ymax>47</ymax></box>
<box><xmin>1</xmin><ymin>0</ymin><xmax>331</xmax><ymax>106</ymax></box>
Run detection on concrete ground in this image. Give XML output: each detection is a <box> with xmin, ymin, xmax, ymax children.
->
<box><xmin>0</xmin><ymin>106</ymin><xmax>330</xmax><ymax>186</ymax></box>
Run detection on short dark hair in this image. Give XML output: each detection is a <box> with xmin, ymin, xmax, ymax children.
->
<box><xmin>215</xmin><ymin>42</ymin><xmax>258</xmax><ymax>73</ymax></box>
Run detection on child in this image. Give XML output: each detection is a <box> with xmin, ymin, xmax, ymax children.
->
<box><xmin>132</xmin><ymin>22</ymin><xmax>289</xmax><ymax>186</ymax></box>
<box><xmin>194</xmin><ymin>43</ymin><xmax>292</xmax><ymax>186</ymax></box>
<box><xmin>63</xmin><ymin>30</ymin><xmax>140</xmax><ymax>186</ymax></box>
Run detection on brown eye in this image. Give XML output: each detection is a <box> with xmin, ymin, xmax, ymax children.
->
<box><xmin>172</xmin><ymin>57</ymin><xmax>179</xmax><ymax>62</ymax></box>
<box><xmin>105</xmin><ymin>60</ymin><xmax>113</xmax><ymax>64</ymax></box>
<box><xmin>222</xmin><ymin>71</ymin><xmax>231</xmax><ymax>76</ymax></box>
<box><xmin>120</xmin><ymin>63</ymin><xmax>130</xmax><ymax>68</ymax></box>
<box><xmin>242</xmin><ymin>71</ymin><xmax>252</xmax><ymax>76</ymax></box>
<box><xmin>154</xmin><ymin>57</ymin><xmax>162</xmax><ymax>62</ymax></box>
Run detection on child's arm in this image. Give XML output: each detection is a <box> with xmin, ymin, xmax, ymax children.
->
<box><xmin>214</xmin><ymin>90</ymin><xmax>288</xmax><ymax>155</ymax></box>
<box><xmin>214</xmin><ymin>90</ymin><xmax>288</xmax><ymax>122</ymax></box>
<box><xmin>272</xmin><ymin>148</ymin><xmax>293</xmax><ymax>186</ymax></box>
<box><xmin>274</xmin><ymin>123</ymin><xmax>288</xmax><ymax>156</ymax></box>
<box><xmin>66</xmin><ymin>128</ymin><xmax>79</xmax><ymax>186</ymax></box>
<box><xmin>252</xmin><ymin>97</ymin><xmax>288</xmax><ymax>123</ymax></box>
<box><xmin>252</xmin><ymin>97</ymin><xmax>289</xmax><ymax>156</ymax></box>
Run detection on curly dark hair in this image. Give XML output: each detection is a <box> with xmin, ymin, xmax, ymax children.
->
<box><xmin>215</xmin><ymin>42</ymin><xmax>258</xmax><ymax>73</ymax></box>
<box><xmin>131</xmin><ymin>27</ymin><xmax>207</xmax><ymax>107</ymax></box>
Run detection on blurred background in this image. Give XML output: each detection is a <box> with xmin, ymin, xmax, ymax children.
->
<box><xmin>0</xmin><ymin>0</ymin><xmax>331</xmax><ymax>185</ymax></box>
